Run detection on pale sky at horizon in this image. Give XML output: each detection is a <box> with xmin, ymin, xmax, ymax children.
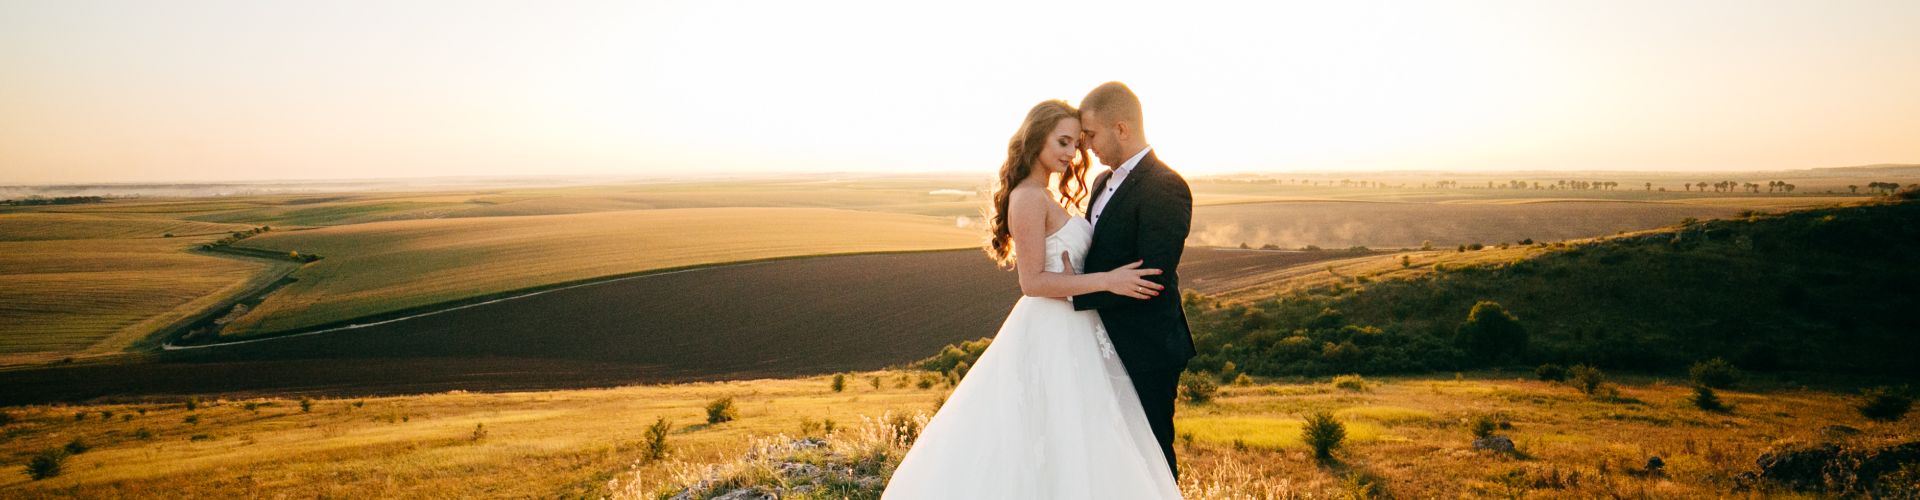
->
<box><xmin>2</xmin><ymin>1</ymin><xmax>1916</xmax><ymax>184</ymax></box>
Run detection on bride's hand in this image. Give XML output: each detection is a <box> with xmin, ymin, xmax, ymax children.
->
<box><xmin>1101</xmin><ymin>260</ymin><xmax>1162</xmax><ymax>299</ymax></box>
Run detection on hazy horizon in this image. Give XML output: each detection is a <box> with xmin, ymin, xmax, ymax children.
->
<box><xmin>3</xmin><ymin>1</ymin><xmax>1917</xmax><ymax>184</ymax></box>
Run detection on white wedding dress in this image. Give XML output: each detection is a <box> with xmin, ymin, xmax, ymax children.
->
<box><xmin>882</xmin><ymin>217</ymin><xmax>1183</xmax><ymax>499</ymax></box>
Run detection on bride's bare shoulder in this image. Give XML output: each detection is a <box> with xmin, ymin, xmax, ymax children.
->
<box><xmin>1006</xmin><ymin>185</ymin><xmax>1052</xmax><ymax>213</ymax></box>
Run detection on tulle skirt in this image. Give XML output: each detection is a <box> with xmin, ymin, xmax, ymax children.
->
<box><xmin>881</xmin><ymin>296</ymin><xmax>1181</xmax><ymax>499</ymax></box>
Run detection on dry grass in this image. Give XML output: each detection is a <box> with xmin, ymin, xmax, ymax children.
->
<box><xmin>5</xmin><ymin>373</ymin><xmax>1910</xmax><ymax>499</ymax></box>
<box><xmin>0</xmin><ymin>213</ymin><xmax>259</xmax><ymax>242</ymax></box>
<box><xmin>219</xmin><ymin>207</ymin><xmax>980</xmax><ymax>336</ymax></box>
<box><xmin>1187</xmin><ymin>201</ymin><xmax>1744</xmax><ymax>250</ymax></box>
<box><xmin>0</xmin><ymin>238</ymin><xmax>272</xmax><ymax>363</ymax></box>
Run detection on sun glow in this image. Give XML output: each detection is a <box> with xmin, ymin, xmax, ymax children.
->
<box><xmin>1</xmin><ymin>1</ymin><xmax>1916</xmax><ymax>183</ymax></box>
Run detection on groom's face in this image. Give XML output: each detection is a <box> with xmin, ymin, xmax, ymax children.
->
<box><xmin>1079</xmin><ymin>110</ymin><xmax>1123</xmax><ymax>168</ymax></box>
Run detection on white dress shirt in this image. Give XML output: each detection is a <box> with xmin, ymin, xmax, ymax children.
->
<box><xmin>1089</xmin><ymin>145</ymin><xmax>1152</xmax><ymax>228</ymax></box>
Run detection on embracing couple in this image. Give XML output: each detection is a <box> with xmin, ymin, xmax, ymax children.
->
<box><xmin>883</xmin><ymin>82</ymin><xmax>1194</xmax><ymax>499</ymax></box>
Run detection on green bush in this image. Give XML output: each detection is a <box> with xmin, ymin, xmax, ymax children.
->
<box><xmin>1535</xmin><ymin>364</ymin><xmax>1569</xmax><ymax>382</ymax></box>
<box><xmin>184</xmin><ymin>397</ymin><xmax>200</xmax><ymax>411</ymax></box>
<box><xmin>705</xmin><ymin>397</ymin><xmax>738</xmax><ymax>424</ymax></box>
<box><xmin>1571</xmin><ymin>365</ymin><xmax>1605</xmax><ymax>396</ymax></box>
<box><xmin>1219</xmin><ymin>361</ymin><xmax>1240</xmax><ymax>383</ymax></box>
<box><xmin>133</xmin><ymin>427</ymin><xmax>154</xmax><ymax>440</ymax></box>
<box><xmin>62</xmin><ymin>437</ymin><xmax>90</xmax><ymax>455</ymax></box>
<box><xmin>1467</xmin><ymin>414</ymin><xmax>1498</xmax><ymax>439</ymax></box>
<box><xmin>1179</xmin><ymin>371</ymin><xmax>1219</xmax><ymax>404</ymax></box>
<box><xmin>300</xmin><ymin>397</ymin><xmax>314</xmax><ymax>413</ymax></box>
<box><xmin>1858</xmin><ymin>386</ymin><xmax>1913</xmax><ymax>422</ymax></box>
<box><xmin>831</xmin><ymin>373</ymin><xmax>846</xmax><ymax>393</ymax></box>
<box><xmin>1332</xmin><ymin>374</ymin><xmax>1368</xmax><ymax>392</ymax></box>
<box><xmin>1454</xmin><ymin>302</ymin><xmax>1527</xmax><ymax>362</ymax></box>
<box><xmin>26</xmin><ymin>449</ymin><xmax>67</xmax><ymax>480</ymax></box>
<box><xmin>643</xmin><ymin>417</ymin><xmax>672</xmax><ymax>461</ymax></box>
<box><xmin>1232</xmin><ymin>373</ymin><xmax>1254</xmax><ymax>387</ymax></box>
<box><xmin>1691</xmin><ymin>385</ymin><xmax>1729</xmax><ymax>412</ymax></box>
<box><xmin>914</xmin><ymin>338</ymin><xmax>992</xmax><ymax>373</ymax></box>
<box><xmin>1688</xmin><ymin>358</ymin><xmax>1742</xmax><ymax>389</ymax></box>
<box><xmin>1301</xmin><ymin>411</ymin><xmax>1346</xmax><ymax>459</ymax></box>
<box><xmin>952</xmin><ymin>361</ymin><xmax>971</xmax><ymax>382</ymax></box>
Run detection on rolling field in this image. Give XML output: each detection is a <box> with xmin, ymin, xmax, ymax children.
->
<box><xmin>218</xmin><ymin>207</ymin><xmax>982</xmax><ymax>337</ymax></box>
<box><xmin>0</xmin><ymin>248</ymin><xmax>1339</xmax><ymax>404</ymax></box>
<box><xmin>0</xmin><ymin>238</ymin><xmax>278</xmax><ymax>364</ymax></box>
<box><xmin>3</xmin><ymin>371</ymin><xmax>1912</xmax><ymax>498</ymax></box>
<box><xmin>1187</xmin><ymin>201</ymin><xmax>1746</xmax><ymax>249</ymax></box>
<box><xmin>0</xmin><ymin>213</ymin><xmax>261</xmax><ymax>242</ymax></box>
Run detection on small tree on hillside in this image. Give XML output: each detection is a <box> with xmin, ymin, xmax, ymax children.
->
<box><xmin>1571</xmin><ymin>365</ymin><xmax>1605</xmax><ymax>396</ymax></box>
<box><xmin>705</xmin><ymin>397</ymin><xmax>738</xmax><ymax>424</ymax></box>
<box><xmin>1301</xmin><ymin>411</ymin><xmax>1346</xmax><ymax>459</ymax></box>
<box><xmin>1455</xmin><ymin>302</ymin><xmax>1527</xmax><ymax>362</ymax></box>
<box><xmin>1689</xmin><ymin>358</ymin><xmax>1742</xmax><ymax>389</ymax></box>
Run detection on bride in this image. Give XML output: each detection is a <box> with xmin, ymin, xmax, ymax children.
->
<box><xmin>880</xmin><ymin>100</ymin><xmax>1183</xmax><ymax>499</ymax></box>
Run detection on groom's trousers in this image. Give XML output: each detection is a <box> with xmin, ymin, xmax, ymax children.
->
<box><xmin>1129</xmin><ymin>364</ymin><xmax>1185</xmax><ymax>480</ymax></box>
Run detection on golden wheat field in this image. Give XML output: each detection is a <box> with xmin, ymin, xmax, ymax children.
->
<box><xmin>0</xmin><ymin>213</ymin><xmax>261</xmax><ymax>242</ymax></box>
<box><xmin>218</xmin><ymin>207</ymin><xmax>982</xmax><ymax>336</ymax></box>
<box><xmin>3</xmin><ymin>372</ymin><xmax>1910</xmax><ymax>499</ymax></box>
<box><xmin>0</xmin><ymin>238</ymin><xmax>281</xmax><ymax>363</ymax></box>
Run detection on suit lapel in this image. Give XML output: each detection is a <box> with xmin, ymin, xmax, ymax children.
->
<box><xmin>1101</xmin><ymin>150</ymin><xmax>1157</xmax><ymax>220</ymax></box>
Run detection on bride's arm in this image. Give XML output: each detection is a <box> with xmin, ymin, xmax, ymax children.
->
<box><xmin>1008</xmin><ymin>189</ymin><xmax>1162</xmax><ymax>299</ymax></box>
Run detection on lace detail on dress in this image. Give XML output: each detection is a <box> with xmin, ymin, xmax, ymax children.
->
<box><xmin>1092</xmin><ymin>322</ymin><xmax>1116</xmax><ymax>360</ymax></box>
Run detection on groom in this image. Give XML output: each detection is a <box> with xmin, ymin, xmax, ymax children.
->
<box><xmin>1071</xmin><ymin>81</ymin><xmax>1196</xmax><ymax>479</ymax></box>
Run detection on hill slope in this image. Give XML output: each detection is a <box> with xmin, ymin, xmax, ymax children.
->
<box><xmin>1182</xmin><ymin>191</ymin><xmax>1920</xmax><ymax>377</ymax></box>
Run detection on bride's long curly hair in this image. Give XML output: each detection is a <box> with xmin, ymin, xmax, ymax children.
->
<box><xmin>984</xmin><ymin>100</ymin><xmax>1091</xmax><ymax>269</ymax></box>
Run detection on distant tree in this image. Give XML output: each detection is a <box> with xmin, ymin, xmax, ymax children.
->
<box><xmin>1689</xmin><ymin>358</ymin><xmax>1742</xmax><ymax>389</ymax></box>
<box><xmin>1421</xmin><ymin>240</ymin><xmax>1434</xmax><ymax>250</ymax></box>
<box><xmin>1645</xmin><ymin>182</ymin><xmax>1652</xmax><ymax>191</ymax></box>
<box><xmin>1468</xmin><ymin>414</ymin><xmax>1498</xmax><ymax>438</ymax></box>
<box><xmin>1691</xmin><ymin>385</ymin><xmax>1729</xmax><ymax>412</ymax></box>
<box><xmin>26</xmin><ymin>449</ymin><xmax>67</xmax><ymax>480</ymax></box>
<box><xmin>831</xmin><ymin>373</ymin><xmax>846</xmax><ymax>392</ymax></box>
<box><xmin>1784</xmin><ymin>184</ymin><xmax>1795</xmax><ymax>194</ymax></box>
<box><xmin>642</xmin><ymin>417</ymin><xmax>672</xmax><ymax>461</ymax></box>
<box><xmin>1179</xmin><ymin>371</ymin><xmax>1219</xmax><ymax>404</ymax></box>
<box><xmin>1455</xmin><ymin>302</ymin><xmax>1527</xmax><ymax>362</ymax></box>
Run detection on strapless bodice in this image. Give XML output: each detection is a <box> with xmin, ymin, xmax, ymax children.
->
<box><xmin>1043</xmin><ymin>217</ymin><xmax>1094</xmax><ymax>274</ymax></box>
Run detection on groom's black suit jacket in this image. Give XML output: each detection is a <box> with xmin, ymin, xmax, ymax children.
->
<box><xmin>1073</xmin><ymin>150</ymin><xmax>1196</xmax><ymax>372</ymax></box>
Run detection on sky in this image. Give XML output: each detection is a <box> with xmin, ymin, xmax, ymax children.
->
<box><xmin>1</xmin><ymin>1</ymin><xmax>1916</xmax><ymax>184</ymax></box>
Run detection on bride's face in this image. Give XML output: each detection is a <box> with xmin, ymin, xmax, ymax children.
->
<box><xmin>1034</xmin><ymin>117</ymin><xmax>1081</xmax><ymax>174</ymax></box>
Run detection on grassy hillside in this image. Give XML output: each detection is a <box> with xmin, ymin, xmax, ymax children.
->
<box><xmin>217</xmin><ymin>208</ymin><xmax>981</xmax><ymax>337</ymax></box>
<box><xmin>1181</xmin><ymin>193</ymin><xmax>1920</xmax><ymax>378</ymax></box>
<box><xmin>0</xmin><ymin>238</ymin><xmax>278</xmax><ymax>364</ymax></box>
<box><xmin>4</xmin><ymin>371</ymin><xmax>1912</xmax><ymax>498</ymax></box>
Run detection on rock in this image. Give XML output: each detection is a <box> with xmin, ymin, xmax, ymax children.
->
<box><xmin>778</xmin><ymin>461</ymin><xmax>822</xmax><ymax>477</ymax></box>
<box><xmin>1472</xmin><ymin>436</ymin><xmax>1516</xmax><ymax>453</ymax></box>
<box><xmin>1645</xmin><ymin>456</ymin><xmax>1665</xmax><ymax>473</ymax></box>
<box><xmin>711</xmin><ymin>488</ymin><xmax>775</xmax><ymax>500</ymax></box>
<box><xmin>1816</xmin><ymin>425</ymin><xmax>1861</xmax><ymax>437</ymax></box>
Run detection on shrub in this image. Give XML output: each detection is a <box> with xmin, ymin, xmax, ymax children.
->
<box><xmin>952</xmin><ymin>361</ymin><xmax>970</xmax><ymax>382</ymax></box>
<box><xmin>1468</xmin><ymin>243</ymin><xmax>1485</xmax><ymax>251</ymax></box>
<box><xmin>1233</xmin><ymin>373</ymin><xmax>1254</xmax><ymax>387</ymax></box>
<box><xmin>1571</xmin><ymin>365</ymin><xmax>1605</xmax><ymax>396</ymax></box>
<box><xmin>242</xmin><ymin>401</ymin><xmax>262</xmax><ymax>414</ymax></box>
<box><xmin>888</xmin><ymin>413</ymin><xmax>922</xmax><ymax>446</ymax></box>
<box><xmin>1455</xmin><ymin>302</ymin><xmax>1527</xmax><ymax>362</ymax></box>
<box><xmin>869</xmin><ymin>376</ymin><xmax>881</xmax><ymax>390</ymax></box>
<box><xmin>705</xmin><ymin>397</ymin><xmax>738</xmax><ymax>424</ymax></box>
<box><xmin>1691</xmin><ymin>385</ymin><xmax>1729</xmax><ymax>412</ymax></box>
<box><xmin>134</xmin><ymin>427</ymin><xmax>154</xmax><ymax>440</ymax></box>
<box><xmin>1301</xmin><ymin>411</ymin><xmax>1346</xmax><ymax>459</ymax></box>
<box><xmin>643</xmin><ymin>417</ymin><xmax>672</xmax><ymax>461</ymax></box>
<box><xmin>26</xmin><ymin>449</ymin><xmax>67</xmax><ymax>480</ymax></box>
<box><xmin>1332</xmin><ymin>374</ymin><xmax>1368</xmax><ymax>392</ymax></box>
<box><xmin>300</xmin><ymin>397</ymin><xmax>314</xmax><ymax>413</ymax></box>
<box><xmin>915</xmin><ymin>373</ymin><xmax>937</xmax><ymax>390</ymax></box>
<box><xmin>914</xmin><ymin>338</ymin><xmax>991</xmax><ymax>373</ymax></box>
<box><xmin>1688</xmin><ymin>358</ymin><xmax>1741</xmax><ymax>389</ymax></box>
<box><xmin>184</xmin><ymin>415</ymin><xmax>200</xmax><ymax>425</ymax></box>
<box><xmin>470</xmin><ymin>423</ymin><xmax>488</xmax><ymax>441</ymax></box>
<box><xmin>185</xmin><ymin>397</ymin><xmax>200</xmax><ymax>411</ymax></box>
<box><xmin>1468</xmin><ymin>414</ymin><xmax>1498</xmax><ymax>439</ymax></box>
<box><xmin>1400</xmin><ymin>255</ymin><xmax>1411</xmax><ymax>268</ymax></box>
<box><xmin>1421</xmin><ymin>240</ymin><xmax>1434</xmax><ymax>251</ymax></box>
<box><xmin>1535</xmin><ymin>364</ymin><xmax>1569</xmax><ymax>382</ymax></box>
<box><xmin>1179</xmin><ymin>371</ymin><xmax>1219</xmax><ymax>404</ymax></box>
<box><xmin>63</xmin><ymin>437</ymin><xmax>90</xmax><ymax>455</ymax></box>
<box><xmin>1857</xmin><ymin>386</ymin><xmax>1913</xmax><ymax>422</ymax></box>
<box><xmin>74</xmin><ymin>412</ymin><xmax>86</xmax><ymax>422</ymax></box>
<box><xmin>831</xmin><ymin>373</ymin><xmax>846</xmax><ymax>393</ymax></box>
<box><xmin>800</xmin><ymin>418</ymin><xmax>823</xmax><ymax>436</ymax></box>
<box><xmin>1219</xmin><ymin>361</ymin><xmax>1240</xmax><ymax>382</ymax></box>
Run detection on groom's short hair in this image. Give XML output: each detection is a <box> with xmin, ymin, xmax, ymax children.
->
<box><xmin>1081</xmin><ymin>81</ymin><xmax>1143</xmax><ymax>129</ymax></box>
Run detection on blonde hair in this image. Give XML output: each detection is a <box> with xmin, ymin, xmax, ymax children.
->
<box><xmin>983</xmin><ymin>100</ymin><xmax>1091</xmax><ymax>269</ymax></box>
